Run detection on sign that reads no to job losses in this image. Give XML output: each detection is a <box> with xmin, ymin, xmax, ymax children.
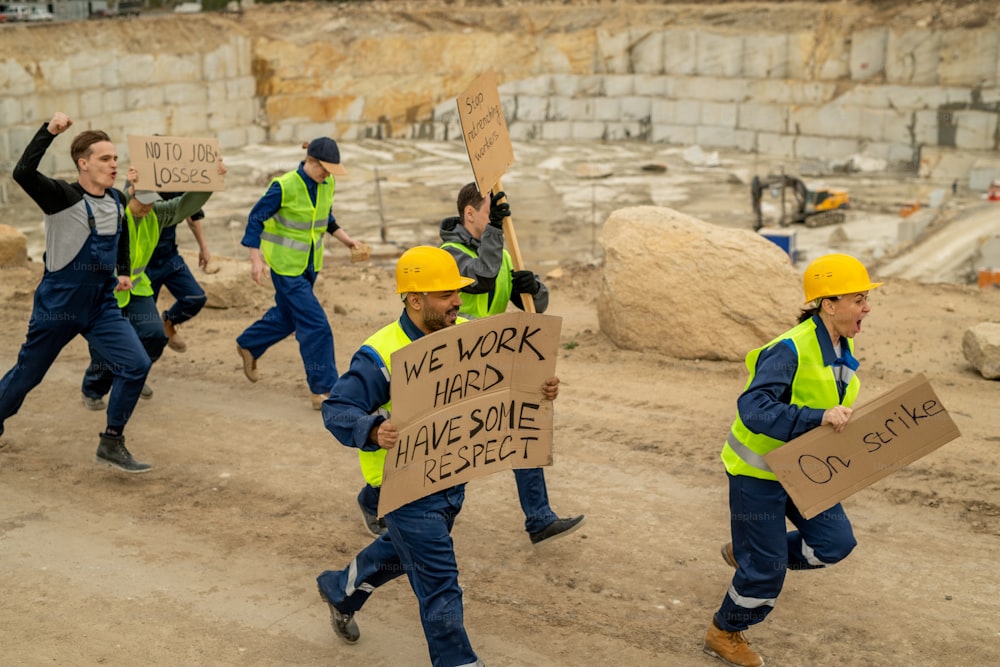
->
<box><xmin>127</xmin><ymin>135</ymin><xmax>225</xmax><ymax>192</ymax></box>
<box><xmin>457</xmin><ymin>69</ymin><xmax>515</xmax><ymax>196</ymax></box>
<box><xmin>377</xmin><ymin>312</ymin><xmax>561</xmax><ymax>517</ymax></box>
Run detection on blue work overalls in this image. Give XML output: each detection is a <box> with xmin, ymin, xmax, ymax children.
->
<box><xmin>318</xmin><ymin>485</ymin><xmax>478</xmax><ymax>667</ymax></box>
<box><xmin>358</xmin><ymin>467</ymin><xmax>558</xmax><ymax>535</ymax></box>
<box><xmin>0</xmin><ymin>196</ymin><xmax>150</xmax><ymax>433</ymax></box>
<box><xmin>236</xmin><ymin>252</ymin><xmax>337</xmax><ymax>395</ymax></box>
<box><xmin>147</xmin><ymin>225</ymin><xmax>207</xmax><ymax>327</ymax></box>
<box><xmin>81</xmin><ymin>292</ymin><xmax>165</xmax><ymax>401</ymax></box>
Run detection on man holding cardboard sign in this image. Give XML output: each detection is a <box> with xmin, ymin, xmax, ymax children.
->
<box><xmin>317</xmin><ymin>246</ymin><xmax>560</xmax><ymax>667</ymax></box>
<box><xmin>81</xmin><ymin>163</ymin><xmax>223</xmax><ymax>411</ymax></box>
<box><xmin>447</xmin><ymin>71</ymin><xmax>584</xmax><ymax>546</ymax></box>
<box><xmin>437</xmin><ymin>182</ymin><xmax>584</xmax><ymax>545</ymax></box>
<box><xmin>704</xmin><ymin>254</ymin><xmax>882</xmax><ymax>667</ymax></box>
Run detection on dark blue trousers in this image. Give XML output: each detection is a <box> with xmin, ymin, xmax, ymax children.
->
<box><xmin>318</xmin><ymin>485</ymin><xmax>478</xmax><ymax>667</ymax></box>
<box><xmin>147</xmin><ymin>250</ymin><xmax>207</xmax><ymax>326</ymax></box>
<box><xmin>714</xmin><ymin>473</ymin><xmax>857</xmax><ymax>632</ymax></box>
<box><xmin>0</xmin><ymin>275</ymin><xmax>149</xmax><ymax>433</ymax></box>
<box><xmin>513</xmin><ymin>467</ymin><xmax>559</xmax><ymax>533</ymax></box>
<box><xmin>359</xmin><ymin>467</ymin><xmax>558</xmax><ymax>535</ymax></box>
<box><xmin>82</xmin><ymin>294</ymin><xmax>166</xmax><ymax>400</ymax></box>
<box><xmin>236</xmin><ymin>267</ymin><xmax>337</xmax><ymax>394</ymax></box>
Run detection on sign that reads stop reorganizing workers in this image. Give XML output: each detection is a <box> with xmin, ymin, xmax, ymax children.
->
<box><xmin>377</xmin><ymin>312</ymin><xmax>561</xmax><ymax>517</ymax></box>
<box><xmin>127</xmin><ymin>135</ymin><xmax>225</xmax><ymax>192</ymax></box>
<box><xmin>457</xmin><ymin>69</ymin><xmax>515</xmax><ymax>197</ymax></box>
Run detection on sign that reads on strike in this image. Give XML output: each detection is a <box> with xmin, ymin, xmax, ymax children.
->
<box><xmin>457</xmin><ymin>69</ymin><xmax>515</xmax><ymax>197</ymax></box>
<box><xmin>377</xmin><ymin>312</ymin><xmax>561</xmax><ymax>516</ymax></box>
<box><xmin>765</xmin><ymin>373</ymin><xmax>961</xmax><ymax>519</ymax></box>
<box><xmin>126</xmin><ymin>135</ymin><xmax>225</xmax><ymax>192</ymax></box>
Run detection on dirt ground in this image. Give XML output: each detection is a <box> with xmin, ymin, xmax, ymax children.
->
<box><xmin>1</xmin><ymin>217</ymin><xmax>1000</xmax><ymax>667</ymax></box>
<box><xmin>3</xmin><ymin>1</ymin><xmax>1000</xmax><ymax>663</ymax></box>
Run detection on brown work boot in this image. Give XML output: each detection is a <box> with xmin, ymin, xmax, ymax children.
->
<box><xmin>704</xmin><ymin>621</ymin><xmax>764</xmax><ymax>667</ymax></box>
<box><xmin>237</xmin><ymin>345</ymin><xmax>259</xmax><ymax>382</ymax></box>
<box><xmin>163</xmin><ymin>315</ymin><xmax>187</xmax><ymax>353</ymax></box>
<box><xmin>311</xmin><ymin>393</ymin><xmax>329</xmax><ymax>411</ymax></box>
<box><xmin>722</xmin><ymin>542</ymin><xmax>738</xmax><ymax>569</ymax></box>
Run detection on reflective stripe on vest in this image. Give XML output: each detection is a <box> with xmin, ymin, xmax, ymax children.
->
<box><xmin>725</xmin><ymin>431</ymin><xmax>772</xmax><ymax>474</ymax></box>
<box><xmin>720</xmin><ymin>317</ymin><xmax>860</xmax><ymax>480</ymax></box>
<box><xmin>441</xmin><ymin>242</ymin><xmax>513</xmax><ymax>319</ymax></box>
<box><xmin>116</xmin><ymin>207</ymin><xmax>161</xmax><ymax>309</ymax></box>
<box><xmin>357</xmin><ymin>321</ymin><xmax>413</xmax><ymax>487</ymax></box>
<box><xmin>259</xmin><ymin>171</ymin><xmax>334</xmax><ymax>276</ymax></box>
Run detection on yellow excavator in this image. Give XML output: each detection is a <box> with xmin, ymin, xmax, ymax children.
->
<box><xmin>751</xmin><ymin>173</ymin><xmax>849</xmax><ymax>230</ymax></box>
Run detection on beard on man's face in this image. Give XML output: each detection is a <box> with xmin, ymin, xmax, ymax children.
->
<box><xmin>421</xmin><ymin>304</ymin><xmax>457</xmax><ymax>332</ymax></box>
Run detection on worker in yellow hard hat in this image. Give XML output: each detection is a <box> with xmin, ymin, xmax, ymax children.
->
<box><xmin>704</xmin><ymin>253</ymin><xmax>882</xmax><ymax>667</ymax></box>
<box><xmin>316</xmin><ymin>246</ymin><xmax>560</xmax><ymax>667</ymax></box>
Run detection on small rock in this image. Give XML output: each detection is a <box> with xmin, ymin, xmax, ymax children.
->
<box><xmin>962</xmin><ymin>322</ymin><xmax>1000</xmax><ymax>379</ymax></box>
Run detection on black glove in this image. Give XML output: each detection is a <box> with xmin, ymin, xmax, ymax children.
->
<box><xmin>488</xmin><ymin>191</ymin><xmax>510</xmax><ymax>229</ymax></box>
<box><xmin>512</xmin><ymin>269</ymin><xmax>541</xmax><ymax>295</ymax></box>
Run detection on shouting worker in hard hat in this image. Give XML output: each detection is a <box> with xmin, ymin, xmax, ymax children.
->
<box><xmin>703</xmin><ymin>253</ymin><xmax>883</xmax><ymax>667</ymax></box>
<box><xmin>316</xmin><ymin>246</ymin><xmax>560</xmax><ymax>667</ymax></box>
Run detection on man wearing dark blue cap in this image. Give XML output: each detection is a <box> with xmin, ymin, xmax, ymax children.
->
<box><xmin>236</xmin><ymin>137</ymin><xmax>362</xmax><ymax>410</ymax></box>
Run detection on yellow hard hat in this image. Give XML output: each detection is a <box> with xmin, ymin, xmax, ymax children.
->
<box><xmin>802</xmin><ymin>253</ymin><xmax>883</xmax><ymax>304</ymax></box>
<box><xmin>396</xmin><ymin>246</ymin><xmax>475</xmax><ymax>294</ymax></box>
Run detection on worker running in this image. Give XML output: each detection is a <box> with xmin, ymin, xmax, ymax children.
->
<box><xmin>317</xmin><ymin>246</ymin><xmax>562</xmax><ymax>667</ymax></box>
<box><xmin>704</xmin><ymin>253</ymin><xmax>882</xmax><ymax>667</ymax></box>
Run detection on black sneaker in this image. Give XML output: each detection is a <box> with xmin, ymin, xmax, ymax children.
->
<box><xmin>529</xmin><ymin>515</ymin><xmax>585</xmax><ymax>545</ymax></box>
<box><xmin>357</xmin><ymin>497</ymin><xmax>387</xmax><ymax>537</ymax></box>
<box><xmin>318</xmin><ymin>587</ymin><xmax>359</xmax><ymax>644</ymax></box>
<box><xmin>95</xmin><ymin>433</ymin><xmax>152</xmax><ymax>473</ymax></box>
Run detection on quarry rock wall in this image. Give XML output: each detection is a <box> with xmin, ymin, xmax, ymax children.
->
<box><xmin>1</xmin><ymin>2</ymin><xmax>998</xmax><ymax>186</ymax></box>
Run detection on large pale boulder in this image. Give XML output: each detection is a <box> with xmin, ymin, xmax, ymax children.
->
<box><xmin>962</xmin><ymin>322</ymin><xmax>1000</xmax><ymax>380</ymax></box>
<box><xmin>0</xmin><ymin>224</ymin><xmax>28</xmax><ymax>269</ymax></box>
<box><xmin>598</xmin><ymin>206</ymin><xmax>801</xmax><ymax>361</ymax></box>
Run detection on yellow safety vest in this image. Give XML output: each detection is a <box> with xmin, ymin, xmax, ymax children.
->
<box><xmin>720</xmin><ymin>317</ymin><xmax>860</xmax><ymax>480</ymax></box>
<box><xmin>356</xmin><ymin>321</ymin><xmax>412</xmax><ymax>487</ymax></box>
<box><xmin>357</xmin><ymin>316</ymin><xmax>468</xmax><ymax>486</ymax></box>
<box><xmin>441</xmin><ymin>242</ymin><xmax>513</xmax><ymax>319</ymax></box>
<box><xmin>259</xmin><ymin>170</ymin><xmax>335</xmax><ymax>276</ymax></box>
<box><xmin>116</xmin><ymin>208</ymin><xmax>160</xmax><ymax>308</ymax></box>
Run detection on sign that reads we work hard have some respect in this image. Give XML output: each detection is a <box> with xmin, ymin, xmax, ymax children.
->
<box><xmin>377</xmin><ymin>312</ymin><xmax>561</xmax><ymax>516</ymax></box>
<box><xmin>127</xmin><ymin>135</ymin><xmax>225</xmax><ymax>192</ymax></box>
<box><xmin>765</xmin><ymin>373</ymin><xmax>961</xmax><ymax>519</ymax></box>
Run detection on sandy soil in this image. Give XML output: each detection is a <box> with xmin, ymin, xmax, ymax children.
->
<box><xmin>1</xmin><ymin>233</ymin><xmax>999</xmax><ymax>666</ymax></box>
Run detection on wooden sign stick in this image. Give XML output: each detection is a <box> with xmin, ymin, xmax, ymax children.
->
<box><xmin>492</xmin><ymin>178</ymin><xmax>535</xmax><ymax>313</ymax></box>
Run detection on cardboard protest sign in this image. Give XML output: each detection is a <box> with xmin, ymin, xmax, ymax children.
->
<box><xmin>456</xmin><ymin>70</ymin><xmax>537</xmax><ymax>311</ymax></box>
<box><xmin>764</xmin><ymin>373</ymin><xmax>961</xmax><ymax>519</ymax></box>
<box><xmin>456</xmin><ymin>69</ymin><xmax>515</xmax><ymax>196</ymax></box>
<box><xmin>377</xmin><ymin>311</ymin><xmax>561</xmax><ymax>516</ymax></box>
<box><xmin>126</xmin><ymin>135</ymin><xmax>225</xmax><ymax>192</ymax></box>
